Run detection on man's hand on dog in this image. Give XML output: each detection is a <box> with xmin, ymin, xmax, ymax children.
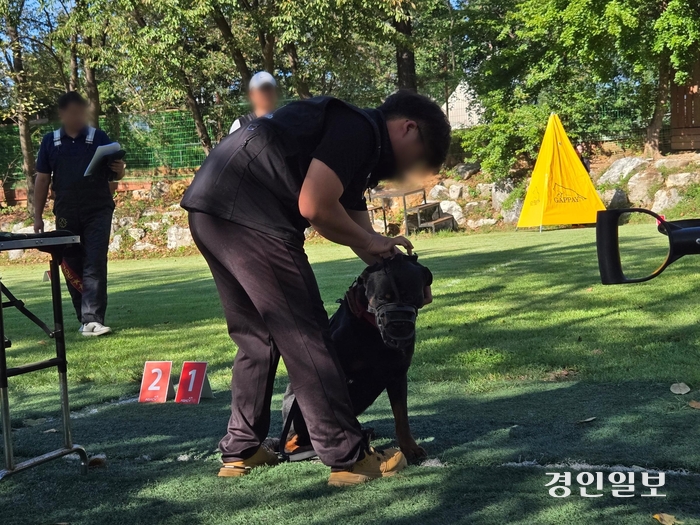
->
<box><xmin>365</xmin><ymin>234</ymin><xmax>413</xmax><ymax>258</ymax></box>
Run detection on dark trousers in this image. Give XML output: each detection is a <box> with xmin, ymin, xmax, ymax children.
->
<box><xmin>55</xmin><ymin>203</ymin><xmax>113</xmax><ymax>324</ymax></box>
<box><xmin>188</xmin><ymin>212</ymin><xmax>364</xmax><ymax>469</ymax></box>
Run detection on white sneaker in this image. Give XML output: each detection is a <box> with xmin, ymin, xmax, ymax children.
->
<box><xmin>80</xmin><ymin>322</ymin><xmax>112</xmax><ymax>337</ymax></box>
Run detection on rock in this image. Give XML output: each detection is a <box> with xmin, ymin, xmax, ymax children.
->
<box><xmin>12</xmin><ymin>225</ymin><xmax>35</xmax><ymax>234</ymax></box>
<box><xmin>598</xmin><ymin>188</ymin><xmax>629</xmax><ymax>209</ymax></box>
<box><xmin>117</xmin><ymin>217</ymin><xmax>135</xmax><ymax>228</ymax></box>
<box><xmin>598</xmin><ymin>157</ymin><xmax>648</xmax><ymax>185</ymax></box>
<box><xmin>466</xmin><ymin>218</ymin><xmax>497</xmax><ymax>229</ymax></box>
<box><xmin>428</xmin><ymin>184</ymin><xmax>449</xmax><ymax>200</ymax></box>
<box><xmin>655</xmin><ymin>158</ymin><xmax>690</xmax><ymax>170</ymax></box>
<box><xmin>476</xmin><ymin>183</ymin><xmax>493</xmax><ymax>197</ymax></box>
<box><xmin>502</xmin><ymin>198</ymin><xmax>523</xmax><ymax>223</ymax></box>
<box><xmin>143</xmin><ymin>221</ymin><xmax>162</xmax><ymax>231</ymax></box>
<box><xmin>149</xmin><ymin>181</ymin><xmax>171</xmax><ymax>199</ymax></box>
<box><xmin>651</xmin><ymin>188</ymin><xmax>682</xmax><ymax>213</ymax></box>
<box><xmin>142</xmin><ymin>208</ymin><xmax>159</xmax><ymax>217</ymax></box>
<box><xmin>132</xmin><ymin>189</ymin><xmax>150</xmax><ymax>200</ymax></box>
<box><xmin>449</xmin><ymin>184</ymin><xmax>464</xmax><ymax>200</ymax></box>
<box><xmin>492</xmin><ymin>180</ymin><xmax>515</xmax><ymax>212</ymax></box>
<box><xmin>108</xmin><ymin>235</ymin><xmax>122</xmax><ymax>253</ymax></box>
<box><xmin>626</xmin><ymin>171</ymin><xmax>663</xmax><ymax>205</ymax></box>
<box><xmin>132</xmin><ymin>241</ymin><xmax>156</xmax><ymax>252</ymax></box>
<box><xmin>436</xmin><ymin>201</ymin><xmax>465</xmax><ymax>225</ymax></box>
<box><xmin>127</xmin><ymin>228</ymin><xmax>145</xmax><ymax>241</ymax></box>
<box><xmin>7</xmin><ymin>249</ymin><xmax>23</xmax><ymax>261</ymax></box>
<box><xmin>442</xmin><ymin>179</ymin><xmax>456</xmax><ymax>188</ymax></box>
<box><xmin>454</xmin><ymin>162</ymin><xmax>481</xmax><ymax>179</ymax></box>
<box><xmin>666</xmin><ymin>172</ymin><xmax>700</xmax><ymax>188</ymax></box>
<box><xmin>166</xmin><ymin>225</ymin><xmax>193</xmax><ymax>249</ymax></box>
<box><xmin>464</xmin><ymin>201</ymin><xmax>479</xmax><ymax>208</ymax></box>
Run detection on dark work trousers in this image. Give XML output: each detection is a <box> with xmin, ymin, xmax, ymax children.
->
<box><xmin>55</xmin><ymin>202</ymin><xmax>113</xmax><ymax>324</ymax></box>
<box><xmin>188</xmin><ymin>212</ymin><xmax>364</xmax><ymax>470</ymax></box>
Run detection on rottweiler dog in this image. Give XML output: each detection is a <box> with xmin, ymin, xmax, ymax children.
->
<box><xmin>282</xmin><ymin>253</ymin><xmax>433</xmax><ymax>462</ymax></box>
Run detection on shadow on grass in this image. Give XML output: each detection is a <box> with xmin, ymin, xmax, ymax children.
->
<box><xmin>3</xmin><ymin>380</ymin><xmax>700</xmax><ymax>524</ymax></box>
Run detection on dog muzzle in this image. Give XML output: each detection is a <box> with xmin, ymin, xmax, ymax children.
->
<box><xmin>371</xmin><ymin>303</ymin><xmax>417</xmax><ymax>350</ymax></box>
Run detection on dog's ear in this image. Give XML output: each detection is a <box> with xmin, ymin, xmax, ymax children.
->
<box><xmin>422</xmin><ymin>266</ymin><xmax>433</xmax><ymax>286</ymax></box>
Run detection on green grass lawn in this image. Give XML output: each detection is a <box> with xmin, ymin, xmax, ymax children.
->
<box><xmin>2</xmin><ymin>226</ymin><xmax>700</xmax><ymax>524</ymax></box>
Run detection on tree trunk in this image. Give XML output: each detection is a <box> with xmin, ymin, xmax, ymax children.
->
<box><xmin>183</xmin><ymin>76</ymin><xmax>212</xmax><ymax>155</ymax></box>
<box><xmin>285</xmin><ymin>43</ymin><xmax>311</xmax><ymax>98</ymax></box>
<box><xmin>6</xmin><ymin>23</ymin><xmax>35</xmax><ymax>209</ymax></box>
<box><xmin>645</xmin><ymin>52</ymin><xmax>671</xmax><ymax>158</ymax></box>
<box><xmin>259</xmin><ymin>31</ymin><xmax>275</xmax><ymax>74</ymax></box>
<box><xmin>69</xmin><ymin>34</ymin><xmax>79</xmax><ymax>91</ymax></box>
<box><xmin>211</xmin><ymin>4</ymin><xmax>252</xmax><ymax>90</ymax></box>
<box><xmin>84</xmin><ymin>36</ymin><xmax>101</xmax><ymax>127</ymax></box>
<box><xmin>393</xmin><ymin>16</ymin><xmax>417</xmax><ymax>92</ymax></box>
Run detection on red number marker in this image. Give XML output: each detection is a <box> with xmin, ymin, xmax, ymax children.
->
<box><xmin>139</xmin><ymin>361</ymin><xmax>174</xmax><ymax>403</ymax></box>
<box><xmin>175</xmin><ymin>362</ymin><xmax>212</xmax><ymax>404</ymax></box>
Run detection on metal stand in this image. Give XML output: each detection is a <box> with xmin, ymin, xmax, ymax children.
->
<box><xmin>0</xmin><ymin>233</ymin><xmax>87</xmax><ymax>480</ymax></box>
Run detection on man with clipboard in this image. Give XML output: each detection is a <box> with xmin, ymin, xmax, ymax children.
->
<box><xmin>34</xmin><ymin>91</ymin><xmax>126</xmax><ymax>336</ymax></box>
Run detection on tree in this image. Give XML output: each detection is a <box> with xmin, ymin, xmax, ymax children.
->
<box><xmin>1</xmin><ymin>0</ymin><xmax>35</xmax><ymax>207</ymax></box>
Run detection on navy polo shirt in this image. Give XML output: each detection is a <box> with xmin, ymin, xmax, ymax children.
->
<box><xmin>36</xmin><ymin>127</ymin><xmax>112</xmax><ymax>190</ymax></box>
<box><xmin>36</xmin><ymin>126</ymin><xmax>116</xmax><ymax>211</ymax></box>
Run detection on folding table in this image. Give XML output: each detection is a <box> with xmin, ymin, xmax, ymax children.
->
<box><xmin>0</xmin><ymin>231</ymin><xmax>88</xmax><ymax>480</ymax></box>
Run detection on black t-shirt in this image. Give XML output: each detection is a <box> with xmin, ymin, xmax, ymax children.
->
<box><xmin>181</xmin><ymin>97</ymin><xmax>392</xmax><ymax>243</ymax></box>
<box><xmin>312</xmin><ymin>106</ymin><xmax>376</xmax><ymax>211</ymax></box>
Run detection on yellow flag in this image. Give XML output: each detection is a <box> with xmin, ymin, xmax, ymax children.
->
<box><xmin>517</xmin><ymin>114</ymin><xmax>606</xmax><ymax>228</ymax></box>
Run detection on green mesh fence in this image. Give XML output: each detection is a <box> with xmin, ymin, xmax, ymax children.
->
<box><xmin>0</xmin><ymin>98</ymin><xmax>670</xmax><ymax>188</ymax></box>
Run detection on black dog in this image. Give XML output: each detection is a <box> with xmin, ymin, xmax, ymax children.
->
<box><xmin>282</xmin><ymin>253</ymin><xmax>433</xmax><ymax>462</ymax></box>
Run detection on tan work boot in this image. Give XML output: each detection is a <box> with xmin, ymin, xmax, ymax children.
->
<box><xmin>328</xmin><ymin>447</ymin><xmax>408</xmax><ymax>487</ymax></box>
<box><xmin>218</xmin><ymin>446</ymin><xmax>279</xmax><ymax>477</ymax></box>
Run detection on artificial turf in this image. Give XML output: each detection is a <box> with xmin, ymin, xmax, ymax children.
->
<box><xmin>1</xmin><ymin>226</ymin><xmax>700</xmax><ymax>524</ymax></box>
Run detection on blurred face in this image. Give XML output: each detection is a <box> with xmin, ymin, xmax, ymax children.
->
<box><xmin>59</xmin><ymin>102</ymin><xmax>88</xmax><ymax>133</ymax></box>
<box><xmin>576</xmin><ymin>144</ymin><xmax>584</xmax><ymax>155</ymax></box>
<box><xmin>386</xmin><ymin>118</ymin><xmax>427</xmax><ymax>175</ymax></box>
<box><xmin>249</xmin><ymin>84</ymin><xmax>278</xmax><ymax>115</ymax></box>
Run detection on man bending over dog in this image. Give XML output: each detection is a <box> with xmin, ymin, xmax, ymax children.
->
<box><xmin>181</xmin><ymin>91</ymin><xmax>450</xmax><ymax>486</ymax></box>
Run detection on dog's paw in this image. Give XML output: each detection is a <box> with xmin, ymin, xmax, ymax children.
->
<box><xmin>399</xmin><ymin>442</ymin><xmax>427</xmax><ymax>463</ymax></box>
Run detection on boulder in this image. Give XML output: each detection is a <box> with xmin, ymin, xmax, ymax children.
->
<box><xmin>464</xmin><ymin>201</ymin><xmax>480</xmax><ymax>209</ymax></box>
<box><xmin>655</xmin><ymin>158</ymin><xmax>690</xmax><ymax>170</ymax></box>
<box><xmin>149</xmin><ymin>181</ymin><xmax>171</xmax><ymax>199</ymax></box>
<box><xmin>132</xmin><ymin>189</ymin><xmax>150</xmax><ymax>200</ymax></box>
<box><xmin>7</xmin><ymin>249</ymin><xmax>23</xmax><ymax>261</ymax></box>
<box><xmin>132</xmin><ymin>241</ymin><xmax>156</xmax><ymax>252</ymax></box>
<box><xmin>144</xmin><ymin>221</ymin><xmax>162</xmax><ymax>231</ymax></box>
<box><xmin>502</xmin><ymin>198</ymin><xmax>523</xmax><ymax>223</ymax></box>
<box><xmin>116</xmin><ymin>216</ymin><xmax>135</xmax><ymax>229</ymax></box>
<box><xmin>666</xmin><ymin>172</ymin><xmax>700</xmax><ymax>188</ymax></box>
<box><xmin>626</xmin><ymin>171</ymin><xmax>663</xmax><ymax>205</ymax></box>
<box><xmin>598</xmin><ymin>157</ymin><xmax>648</xmax><ymax>185</ymax></box>
<box><xmin>428</xmin><ymin>184</ymin><xmax>449</xmax><ymax>200</ymax></box>
<box><xmin>166</xmin><ymin>225</ymin><xmax>194</xmax><ymax>249</ymax></box>
<box><xmin>651</xmin><ymin>188</ymin><xmax>682</xmax><ymax>213</ymax></box>
<box><xmin>476</xmin><ymin>183</ymin><xmax>493</xmax><ymax>197</ymax></box>
<box><xmin>108</xmin><ymin>235</ymin><xmax>122</xmax><ymax>253</ymax></box>
<box><xmin>492</xmin><ymin>180</ymin><xmax>515</xmax><ymax>212</ymax></box>
<box><xmin>466</xmin><ymin>218</ymin><xmax>497</xmax><ymax>229</ymax></box>
<box><xmin>454</xmin><ymin>162</ymin><xmax>481</xmax><ymax>179</ymax></box>
<box><xmin>449</xmin><ymin>184</ymin><xmax>464</xmax><ymax>200</ymax></box>
<box><xmin>142</xmin><ymin>207</ymin><xmax>159</xmax><ymax>217</ymax></box>
<box><xmin>11</xmin><ymin>225</ymin><xmax>34</xmax><ymax>234</ymax></box>
<box><xmin>127</xmin><ymin>228</ymin><xmax>145</xmax><ymax>241</ymax></box>
<box><xmin>436</xmin><ymin>201</ymin><xmax>465</xmax><ymax>225</ymax></box>
<box><xmin>598</xmin><ymin>188</ymin><xmax>629</xmax><ymax>209</ymax></box>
